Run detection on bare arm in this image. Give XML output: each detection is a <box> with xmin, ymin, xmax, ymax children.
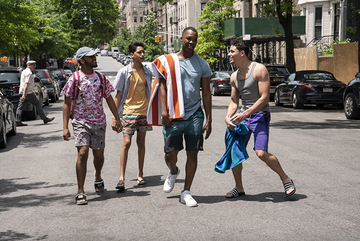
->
<box><xmin>111</xmin><ymin>90</ymin><xmax>122</xmax><ymax>131</ymax></box>
<box><xmin>106</xmin><ymin>95</ymin><xmax>122</xmax><ymax>133</ymax></box>
<box><xmin>159</xmin><ymin>77</ymin><xmax>172</xmax><ymax>127</ymax></box>
<box><xmin>229</xmin><ymin>64</ymin><xmax>270</xmax><ymax>124</ymax></box>
<box><xmin>62</xmin><ymin>96</ymin><xmax>72</xmax><ymax>141</ymax></box>
<box><xmin>201</xmin><ymin>76</ymin><xmax>212</xmax><ymax>139</ymax></box>
<box><xmin>225</xmin><ymin>72</ymin><xmax>240</xmax><ymax>130</ymax></box>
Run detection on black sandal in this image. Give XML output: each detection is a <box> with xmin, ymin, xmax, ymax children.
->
<box><xmin>75</xmin><ymin>193</ymin><xmax>88</xmax><ymax>205</ymax></box>
<box><xmin>94</xmin><ymin>180</ymin><xmax>104</xmax><ymax>193</ymax></box>
<box><xmin>284</xmin><ymin>180</ymin><xmax>296</xmax><ymax>197</ymax></box>
<box><xmin>225</xmin><ymin>188</ymin><xmax>245</xmax><ymax>198</ymax></box>
<box><xmin>116</xmin><ymin>180</ymin><xmax>125</xmax><ymax>191</ymax></box>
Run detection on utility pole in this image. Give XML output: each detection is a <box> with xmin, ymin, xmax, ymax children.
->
<box><xmin>195</xmin><ymin>0</ymin><xmax>198</xmax><ymax>28</ymax></box>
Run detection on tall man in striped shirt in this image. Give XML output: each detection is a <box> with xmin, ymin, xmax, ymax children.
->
<box><xmin>152</xmin><ymin>27</ymin><xmax>212</xmax><ymax>207</ymax></box>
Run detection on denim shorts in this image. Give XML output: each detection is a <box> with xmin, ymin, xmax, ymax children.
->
<box><xmin>121</xmin><ymin>115</ymin><xmax>152</xmax><ymax>135</ymax></box>
<box><xmin>162</xmin><ymin>109</ymin><xmax>204</xmax><ymax>153</ymax></box>
<box><xmin>241</xmin><ymin>111</ymin><xmax>271</xmax><ymax>151</ymax></box>
<box><xmin>72</xmin><ymin>119</ymin><xmax>106</xmax><ymax>150</ymax></box>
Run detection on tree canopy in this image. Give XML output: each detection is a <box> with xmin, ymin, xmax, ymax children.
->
<box><xmin>111</xmin><ymin>11</ymin><xmax>163</xmax><ymax>61</ymax></box>
<box><xmin>196</xmin><ymin>0</ymin><xmax>237</xmax><ymax>66</ymax></box>
<box><xmin>0</xmin><ymin>0</ymin><xmax>119</xmax><ymax>64</ymax></box>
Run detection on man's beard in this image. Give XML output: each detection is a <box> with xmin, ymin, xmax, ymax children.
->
<box><xmin>84</xmin><ymin>59</ymin><xmax>97</xmax><ymax>68</ymax></box>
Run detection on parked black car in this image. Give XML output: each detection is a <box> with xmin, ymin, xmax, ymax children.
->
<box><xmin>210</xmin><ymin>71</ymin><xmax>232</xmax><ymax>96</ymax></box>
<box><xmin>265</xmin><ymin>64</ymin><xmax>290</xmax><ymax>98</ymax></box>
<box><xmin>343</xmin><ymin>72</ymin><xmax>360</xmax><ymax>119</ymax></box>
<box><xmin>49</xmin><ymin>68</ymin><xmax>68</xmax><ymax>90</ymax></box>
<box><xmin>0</xmin><ymin>68</ymin><xmax>22</xmax><ymax>111</ymax></box>
<box><xmin>34</xmin><ymin>69</ymin><xmax>60</xmax><ymax>102</ymax></box>
<box><xmin>0</xmin><ymin>90</ymin><xmax>16</xmax><ymax>148</ymax></box>
<box><xmin>274</xmin><ymin>70</ymin><xmax>346</xmax><ymax>109</ymax></box>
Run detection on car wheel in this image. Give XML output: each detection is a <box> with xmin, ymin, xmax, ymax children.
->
<box><xmin>292</xmin><ymin>91</ymin><xmax>303</xmax><ymax>109</ymax></box>
<box><xmin>51</xmin><ymin>95</ymin><xmax>56</xmax><ymax>103</ymax></box>
<box><xmin>316</xmin><ymin>104</ymin><xmax>324</xmax><ymax>109</ymax></box>
<box><xmin>27</xmin><ymin>105</ymin><xmax>38</xmax><ymax>120</ymax></box>
<box><xmin>344</xmin><ymin>92</ymin><xmax>360</xmax><ymax>119</ymax></box>
<box><xmin>8</xmin><ymin>118</ymin><xmax>16</xmax><ymax>136</ymax></box>
<box><xmin>274</xmin><ymin>90</ymin><xmax>283</xmax><ymax>106</ymax></box>
<box><xmin>0</xmin><ymin>120</ymin><xmax>7</xmax><ymax>148</ymax></box>
<box><xmin>212</xmin><ymin>85</ymin><xmax>219</xmax><ymax>96</ymax></box>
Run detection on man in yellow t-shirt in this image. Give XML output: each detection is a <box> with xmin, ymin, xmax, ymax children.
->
<box><xmin>113</xmin><ymin>42</ymin><xmax>153</xmax><ymax>190</ymax></box>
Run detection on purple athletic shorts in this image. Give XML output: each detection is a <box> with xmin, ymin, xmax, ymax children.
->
<box><xmin>241</xmin><ymin>111</ymin><xmax>271</xmax><ymax>151</ymax></box>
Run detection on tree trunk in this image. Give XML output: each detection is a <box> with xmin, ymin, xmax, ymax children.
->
<box><xmin>275</xmin><ymin>0</ymin><xmax>296</xmax><ymax>73</ymax></box>
<box><xmin>280</xmin><ymin>13</ymin><xmax>296</xmax><ymax>73</ymax></box>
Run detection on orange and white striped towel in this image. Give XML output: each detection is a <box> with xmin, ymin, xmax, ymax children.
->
<box><xmin>147</xmin><ymin>54</ymin><xmax>184</xmax><ymax>126</ymax></box>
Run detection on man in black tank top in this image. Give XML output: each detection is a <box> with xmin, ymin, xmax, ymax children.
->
<box><xmin>223</xmin><ymin>38</ymin><xmax>296</xmax><ymax>198</ymax></box>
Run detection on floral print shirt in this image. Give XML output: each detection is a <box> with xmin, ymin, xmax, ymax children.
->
<box><xmin>61</xmin><ymin>70</ymin><xmax>114</xmax><ymax>124</ymax></box>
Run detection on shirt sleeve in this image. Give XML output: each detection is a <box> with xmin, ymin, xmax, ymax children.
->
<box><xmin>61</xmin><ymin>74</ymin><xmax>75</xmax><ymax>98</ymax></box>
<box><xmin>202</xmin><ymin>59</ymin><xmax>212</xmax><ymax>78</ymax></box>
<box><xmin>114</xmin><ymin>68</ymin><xmax>127</xmax><ymax>93</ymax></box>
<box><xmin>23</xmin><ymin>69</ymin><xmax>32</xmax><ymax>83</ymax></box>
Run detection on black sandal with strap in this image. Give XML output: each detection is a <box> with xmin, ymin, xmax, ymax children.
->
<box><xmin>225</xmin><ymin>188</ymin><xmax>245</xmax><ymax>198</ymax></box>
<box><xmin>283</xmin><ymin>180</ymin><xmax>296</xmax><ymax>197</ymax></box>
<box><xmin>75</xmin><ymin>193</ymin><xmax>88</xmax><ymax>205</ymax></box>
<box><xmin>94</xmin><ymin>180</ymin><xmax>104</xmax><ymax>193</ymax></box>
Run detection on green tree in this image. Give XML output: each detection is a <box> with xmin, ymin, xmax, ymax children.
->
<box><xmin>196</xmin><ymin>0</ymin><xmax>237</xmax><ymax>67</ymax></box>
<box><xmin>256</xmin><ymin>0</ymin><xmax>297</xmax><ymax>73</ymax></box>
<box><xmin>133</xmin><ymin>11</ymin><xmax>163</xmax><ymax>61</ymax></box>
<box><xmin>111</xmin><ymin>27</ymin><xmax>132</xmax><ymax>54</ymax></box>
<box><xmin>30</xmin><ymin>0</ymin><xmax>72</xmax><ymax>65</ymax></box>
<box><xmin>154</xmin><ymin>0</ymin><xmax>172</xmax><ymax>5</ymax></box>
<box><xmin>0</xmin><ymin>0</ymin><xmax>41</xmax><ymax>57</ymax></box>
<box><xmin>54</xmin><ymin>0</ymin><xmax>119</xmax><ymax>49</ymax></box>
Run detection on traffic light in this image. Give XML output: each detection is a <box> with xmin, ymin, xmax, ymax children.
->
<box><xmin>155</xmin><ymin>35</ymin><xmax>159</xmax><ymax>42</ymax></box>
<box><xmin>158</xmin><ymin>35</ymin><xmax>162</xmax><ymax>42</ymax></box>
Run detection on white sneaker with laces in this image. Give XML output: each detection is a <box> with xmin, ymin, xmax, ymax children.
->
<box><xmin>163</xmin><ymin>167</ymin><xmax>180</xmax><ymax>193</ymax></box>
<box><xmin>180</xmin><ymin>190</ymin><xmax>198</xmax><ymax>207</ymax></box>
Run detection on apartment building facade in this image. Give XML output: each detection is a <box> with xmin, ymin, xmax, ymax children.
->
<box><xmin>298</xmin><ymin>0</ymin><xmax>359</xmax><ymax>48</ymax></box>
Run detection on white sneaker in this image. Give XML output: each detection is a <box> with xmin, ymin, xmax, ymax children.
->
<box><xmin>180</xmin><ymin>190</ymin><xmax>198</xmax><ymax>207</ymax></box>
<box><xmin>163</xmin><ymin>167</ymin><xmax>180</xmax><ymax>193</ymax></box>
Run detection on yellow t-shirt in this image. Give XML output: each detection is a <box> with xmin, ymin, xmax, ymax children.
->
<box><xmin>123</xmin><ymin>68</ymin><xmax>149</xmax><ymax>115</ymax></box>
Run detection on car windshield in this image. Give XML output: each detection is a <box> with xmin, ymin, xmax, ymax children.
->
<box><xmin>63</xmin><ymin>69</ymin><xmax>72</xmax><ymax>75</ymax></box>
<box><xmin>34</xmin><ymin>70</ymin><xmax>47</xmax><ymax>78</ymax></box>
<box><xmin>304</xmin><ymin>72</ymin><xmax>335</xmax><ymax>81</ymax></box>
<box><xmin>267</xmin><ymin>66</ymin><xmax>289</xmax><ymax>75</ymax></box>
<box><xmin>217</xmin><ymin>72</ymin><xmax>231</xmax><ymax>78</ymax></box>
<box><xmin>0</xmin><ymin>72</ymin><xmax>20</xmax><ymax>81</ymax></box>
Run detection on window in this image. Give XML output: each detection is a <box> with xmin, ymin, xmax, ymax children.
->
<box><xmin>140</xmin><ymin>17</ymin><xmax>143</xmax><ymax>22</ymax></box>
<box><xmin>314</xmin><ymin>7</ymin><xmax>323</xmax><ymax>40</ymax></box>
<box><xmin>134</xmin><ymin>16</ymin><xmax>137</xmax><ymax>22</ymax></box>
<box><xmin>201</xmin><ymin>3</ymin><xmax>206</xmax><ymax>11</ymax></box>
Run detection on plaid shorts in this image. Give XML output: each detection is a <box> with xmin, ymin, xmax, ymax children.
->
<box><xmin>121</xmin><ymin>115</ymin><xmax>153</xmax><ymax>135</ymax></box>
<box><xmin>71</xmin><ymin>119</ymin><xmax>106</xmax><ymax>150</ymax></box>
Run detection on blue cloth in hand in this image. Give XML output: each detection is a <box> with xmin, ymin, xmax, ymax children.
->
<box><xmin>215</xmin><ymin>122</ymin><xmax>249</xmax><ymax>173</ymax></box>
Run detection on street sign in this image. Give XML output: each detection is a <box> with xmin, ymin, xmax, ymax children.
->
<box><xmin>243</xmin><ymin>34</ymin><xmax>251</xmax><ymax>40</ymax></box>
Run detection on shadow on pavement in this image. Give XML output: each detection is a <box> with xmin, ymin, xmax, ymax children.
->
<box><xmin>0</xmin><ymin>230</ymin><xmax>47</xmax><ymax>241</ymax></box>
<box><xmin>0</xmin><ymin>178</ymin><xmax>76</xmax><ymax>212</ymax></box>
<box><xmin>169</xmin><ymin>192</ymin><xmax>308</xmax><ymax>205</ymax></box>
<box><xmin>271</xmin><ymin>119</ymin><xmax>360</xmax><ymax>130</ymax></box>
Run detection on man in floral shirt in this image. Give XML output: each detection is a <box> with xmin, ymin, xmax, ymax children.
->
<box><xmin>62</xmin><ymin>47</ymin><xmax>122</xmax><ymax>205</ymax></box>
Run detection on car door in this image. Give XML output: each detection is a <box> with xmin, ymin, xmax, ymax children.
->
<box><xmin>278</xmin><ymin>73</ymin><xmax>295</xmax><ymax>103</ymax></box>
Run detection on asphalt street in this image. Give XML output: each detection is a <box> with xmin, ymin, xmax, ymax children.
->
<box><xmin>1</xmin><ymin>56</ymin><xmax>359</xmax><ymax>241</ymax></box>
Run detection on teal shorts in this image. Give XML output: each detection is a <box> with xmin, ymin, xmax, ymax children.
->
<box><xmin>162</xmin><ymin>109</ymin><xmax>204</xmax><ymax>153</ymax></box>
